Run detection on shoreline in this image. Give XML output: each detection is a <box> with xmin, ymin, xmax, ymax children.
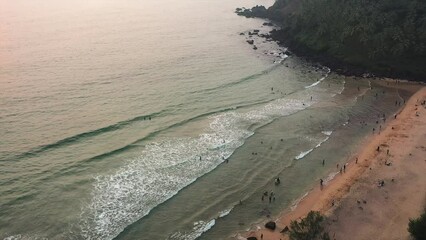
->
<box><xmin>236</xmin><ymin>8</ymin><xmax>426</xmax><ymax>82</ymax></box>
<box><xmin>268</xmin><ymin>29</ymin><xmax>426</xmax><ymax>83</ymax></box>
<box><xmin>243</xmin><ymin>26</ymin><xmax>425</xmax><ymax>82</ymax></box>
<box><xmin>240</xmin><ymin>85</ymin><xmax>426</xmax><ymax>240</ymax></box>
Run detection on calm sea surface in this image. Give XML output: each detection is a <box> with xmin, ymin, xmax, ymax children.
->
<box><xmin>0</xmin><ymin>0</ymin><xmax>413</xmax><ymax>239</ymax></box>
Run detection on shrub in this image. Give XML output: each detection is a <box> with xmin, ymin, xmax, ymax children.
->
<box><xmin>408</xmin><ymin>207</ymin><xmax>426</xmax><ymax>240</ymax></box>
<box><xmin>289</xmin><ymin>211</ymin><xmax>330</xmax><ymax>240</ymax></box>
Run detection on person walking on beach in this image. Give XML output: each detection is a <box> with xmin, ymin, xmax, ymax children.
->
<box><xmin>356</xmin><ymin>157</ymin><xmax>358</xmax><ymax>164</ymax></box>
<box><xmin>322</xmin><ymin>159</ymin><xmax>325</xmax><ymax>166</ymax></box>
<box><xmin>343</xmin><ymin>164</ymin><xmax>346</xmax><ymax>173</ymax></box>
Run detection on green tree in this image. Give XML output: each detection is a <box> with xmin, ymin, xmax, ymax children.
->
<box><xmin>408</xmin><ymin>207</ymin><xmax>426</xmax><ymax>240</ymax></box>
<box><xmin>289</xmin><ymin>211</ymin><xmax>330</xmax><ymax>240</ymax></box>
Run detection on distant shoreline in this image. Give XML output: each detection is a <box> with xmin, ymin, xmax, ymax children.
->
<box><xmin>267</xmin><ymin>29</ymin><xmax>425</xmax><ymax>82</ymax></box>
<box><xmin>236</xmin><ymin>5</ymin><xmax>426</xmax><ymax>83</ymax></box>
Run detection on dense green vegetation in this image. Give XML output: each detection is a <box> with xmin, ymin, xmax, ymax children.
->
<box><xmin>237</xmin><ymin>0</ymin><xmax>426</xmax><ymax>80</ymax></box>
<box><xmin>408</xmin><ymin>206</ymin><xmax>426</xmax><ymax>240</ymax></box>
<box><xmin>288</xmin><ymin>211</ymin><xmax>330</xmax><ymax>240</ymax></box>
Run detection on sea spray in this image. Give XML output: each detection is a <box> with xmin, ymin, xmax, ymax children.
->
<box><xmin>295</xmin><ymin>131</ymin><xmax>333</xmax><ymax>160</ymax></box>
<box><xmin>168</xmin><ymin>205</ymin><xmax>234</xmax><ymax>240</ymax></box>
<box><xmin>305</xmin><ymin>67</ymin><xmax>331</xmax><ymax>89</ymax></box>
<box><xmin>168</xmin><ymin>219</ymin><xmax>216</xmax><ymax>240</ymax></box>
<box><xmin>79</xmin><ymin>97</ymin><xmax>315</xmax><ymax>239</ymax></box>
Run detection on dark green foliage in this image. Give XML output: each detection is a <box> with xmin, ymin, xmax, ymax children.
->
<box><xmin>408</xmin><ymin>207</ymin><xmax>426</xmax><ymax>240</ymax></box>
<box><xmin>289</xmin><ymin>211</ymin><xmax>330</xmax><ymax>240</ymax></box>
<box><xmin>244</xmin><ymin>0</ymin><xmax>426</xmax><ymax>80</ymax></box>
<box><xmin>276</xmin><ymin>0</ymin><xmax>426</xmax><ymax>58</ymax></box>
<box><xmin>235</xmin><ymin>5</ymin><xmax>267</xmax><ymax>18</ymax></box>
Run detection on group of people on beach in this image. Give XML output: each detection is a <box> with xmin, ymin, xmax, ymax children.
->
<box><xmin>248</xmin><ymin>80</ymin><xmax>422</xmax><ymax>240</ymax></box>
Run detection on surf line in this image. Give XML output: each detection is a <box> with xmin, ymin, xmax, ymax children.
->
<box><xmin>295</xmin><ymin>132</ymin><xmax>332</xmax><ymax>160</ymax></box>
<box><xmin>305</xmin><ymin>67</ymin><xmax>331</xmax><ymax>89</ymax></box>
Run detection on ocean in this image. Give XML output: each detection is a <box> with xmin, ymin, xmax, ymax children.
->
<box><xmin>0</xmin><ymin>0</ymin><xmax>415</xmax><ymax>239</ymax></box>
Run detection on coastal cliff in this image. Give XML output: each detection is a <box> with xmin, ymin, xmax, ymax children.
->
<box><xmin>237</xmin><ymin>0</ymin><xmax>426</xmax><ymax>81</ymax></box>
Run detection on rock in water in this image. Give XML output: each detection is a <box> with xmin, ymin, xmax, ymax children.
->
<box><xmin>247</xmin><ymin>237</ymin><xmax>257</xmax><ymax>240</ymax></box>
<box><xmin>265</xmin><ymin>221</ymin><xmax>276</xmax><ymax>230</ymax></box>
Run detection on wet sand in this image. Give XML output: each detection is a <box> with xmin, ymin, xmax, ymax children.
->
<box><xmin>242</xmin><ymin>85</ymin><xmax>426</xmax><ymax>240</ymax></box>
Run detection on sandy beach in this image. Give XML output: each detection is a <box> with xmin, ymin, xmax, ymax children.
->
<box><xmin>244</xmin><ymin>84</ymin><xmax>426</xmax><ymax>240</ymax></box>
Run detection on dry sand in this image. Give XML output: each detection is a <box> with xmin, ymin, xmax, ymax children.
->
<box><xmin>243</xmin><ymin>86</ymin><xmax>426</xmax><ymax>240</ymax></box>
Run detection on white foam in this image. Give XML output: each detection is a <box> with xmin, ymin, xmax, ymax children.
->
<box><xmin>295</xmin><ymin>136</ymin><xmax>330</xmax><ymax>160</ymax></box>
<box><xmin>168</xmin><ymin>219</ymin><xmax>216</xmax><ymax>240</ymax></box>
<box><xmin>338</xmin><ymin>79</ymin><xmax>346</xmax><ymax>95</ymax></box>
<box><xmin>218</xmin><ymin>207</ymin><xmax>233</xmax><ymax>218</ymax></box>
<box><xmin>315</xmin><ymin>137</ymin><xmax>329</xmax><ymax>148</ymax></box>
<box><xmin>295</xmin><ymin>149</ymin><xmax>314</xmax><ymax>160</ymax></box>
<box><xmin>169</xmin><ymin>204</ymin><xmax>234</xmax><ymax>239</ymax></box>
<box><xmin>305</xmin><ymin>67</ymin><xmax>331</xmax><ymax>89</ymax></box>
<box><xmin>3</xmin><ymin>235</ymin><xmax>47</xmax><ymax>240</ymax></box>
<box><xmin>273</xmin><ymin>54</ymin><xmax>288</xmax><ymax>64</ymax></box>
<box><xmin>305</xmin><ymin>78</ymin><xmax>323</xmax><ymax>88</ymax></box>
<box><xmin>321</xmin><ymin>131</ymin><xmax>333</xmax><ymax>136</ymax></box>
<box><xmin>323</xmin><ymin>171</ymin><xmax>339</xmax><ymax>185</ymax></box>
<box><xmin>80</xmin><ymin>97</ymin><xmax>313</xmax><ymax>240</ymax></box>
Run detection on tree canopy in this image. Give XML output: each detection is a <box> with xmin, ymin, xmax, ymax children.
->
<box><xmin>289</xmin><ymin>211</ymin><xmax>330</xmax><ymax>240</ymax></box>
<box><xmin>408</xmin><ymin>206</ymin><xmax>426</xmax><ymax>240</ymax></box>
<box><xmin>239</xmin><ymin>0</ymin><xmax>426</xmax><ymax>80</ymax></box>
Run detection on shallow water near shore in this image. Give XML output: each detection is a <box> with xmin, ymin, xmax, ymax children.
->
<box><xmin>0</xmin><ymin>0</ymin><xmax>420</xmax><ymax>239</ymax></box>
